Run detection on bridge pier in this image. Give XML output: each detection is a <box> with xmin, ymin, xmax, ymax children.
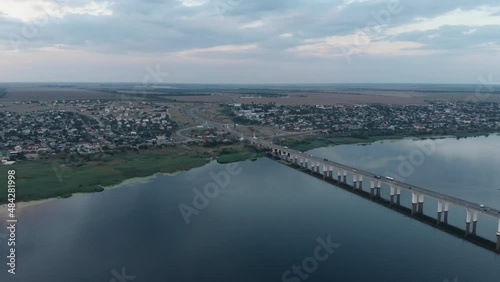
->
<box><xmin>444</xmin><ymin>203</ymin><xmax>449</xmax><ymax>224</ymax></box>
<box><xmin>352</xmin><ymin>174</ymin><xmax>357</xmax><ymax>189</ymax></box>
<box><xmin>417</xmin><ymin>194</ymin><xmax>424</xmax><ymax>214</ymax></box>
<box><xmin>390</xmin><ymin>185</ymin><xmax>395</xmax><ymax>205</ymax></box>
<box><xmin>343</xmin><ymin>170</ymin><xmax>347</xmax><ymax>184</ymax></box>
<box><xmin>328</xmin><ymin>166</ymin><xmax>333</xmax><ymax>179</ymax></box>
<box><xmin>411</xmin><ymin>193</ymin><xmax>418</xmax><ymax>215</ymax></box>
<box><xmin>315</xmin><ymin>162</ymin><xmax>320</xmax><ymax>174</ymax></box>
<box><xmin>396</xmin><ymin>187</ymin><xmax>401</xmax><ymax>205</ymax></box>
<box><xmin>370</xmin><ymin>179</ymin><xmax>375</xmax><ymax>198</ymax></box>
<box><xmin>496</xmin><ymin>219</ymin><xmax>500</xmax><ymax>252</ymax></box>
<box><xmin>337</xmin><ymin>170</ymin><xmax>341</xmax><ymax>184</ymax></box>
<box><xmin>465</xmin><ymin>209</ymin><xmax>472</xmax><ymax>236</ymax></box>
<box><xmin>358</xmin><ymin>176</ymin><xmax>363</xmax><ymax>190</ymax></box>
<box><xmin>437</xmin><ymin>201</ymin><xmax>443</xmax><ymax>225</ymax></box>
<box><xmin>323</xmin><ymin>164</ymin><xmax>327</xmax><ymax>179</ymax></box>
<box><xmin>472</xmin><ymin>211</ymin><xmax>478</xmax><ymax>236</ymax></box>
<box><xmin>376</xmin><ymin>180</ymin><xmax>381</xmax><ymax>198</ymax></box>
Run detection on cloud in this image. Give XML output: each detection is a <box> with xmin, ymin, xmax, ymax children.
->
<box><xmin>279</xmin><ymin>33</ymin><xmax>294</xmax><ymax>38</ymax></box>
<box><xmin>386</xmin><ymin>5</ymin><xmax>500</xmax><ymax>36</ymax></box>
<box><xmin>288</xmin><ymin>34</ymin><xmax>438</xmax><ymax>58</ymax></box>
<box><xmin>173</xmin><ymin>44</ymin><xmax>259</xmax><ymax>57</ymax></box>
<box><xmin>240</xmin><ymin>20</ymin><xmax>265</xmax><ymax>29</ymax></box>
<box><xmin>1</xmin><ymin>0</ymin><xmax>500</xmax><ymax>82</ymax></box>
<box><xmin>0</xmin><ymin>0</ymin><xmax>114</xmax><ymax>22</ymax></box>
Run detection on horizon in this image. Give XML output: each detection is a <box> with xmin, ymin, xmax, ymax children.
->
<box><xmin>1</xmin><ymin>82</ymin><xmax>499</xmax><ymax>86</ymax></box>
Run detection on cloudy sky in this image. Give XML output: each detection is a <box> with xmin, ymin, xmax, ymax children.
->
<box><xmin>1</xmin><ymin>0</ymin><xmax>500</xmax><ymax>83</ymax></box>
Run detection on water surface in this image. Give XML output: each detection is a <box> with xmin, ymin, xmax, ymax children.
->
<box><xmin>1</xmin><ymin>135</ymin><xmax>499</xmax><ymax>282</ymax></box>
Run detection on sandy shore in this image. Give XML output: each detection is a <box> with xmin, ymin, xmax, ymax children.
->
<box><xmin>0</xmin><ymin>198</ymin><xmax>55</xmax><ymax>220</ymax></box>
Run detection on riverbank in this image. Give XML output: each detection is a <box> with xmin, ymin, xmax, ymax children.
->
<box><xmin>0</xmin><ymin>144</ymin><xmax>265</xmax><ymax>204</ymax></box>
<box><xmin>2</xmin><ymin>131</ymin><xmax>496</xmax><ymax>205</ymax></box>
<box><xmin>274</xmin><ymin>131</ymin><xmax>499</xmax><ymax>152</ymax></box>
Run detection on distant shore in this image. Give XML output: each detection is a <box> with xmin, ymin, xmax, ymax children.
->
<box><xmin>275</xmin><ymin>131</ymin><xmax>499</xmax><ymax>152</ymax></box>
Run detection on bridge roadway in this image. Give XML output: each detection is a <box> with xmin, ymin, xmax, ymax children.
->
<box><xmin>187</xmin><ymin>106</ymin><xmax>500</xmax><ymax>252</ymax></box>
<box><xmin>196</xmin><ymin>111</ymin><xmax>500</xmax><ymax>219</ymax></box>
<box><xmin>262</xmin><ymin>142</ymin><xmax>500</xmax><ymax>219</ymax></box>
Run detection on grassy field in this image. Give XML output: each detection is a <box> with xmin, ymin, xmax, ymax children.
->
<box><xmin>0</xmin><ymin>145</ymin><xmax>263</xmax><ymax>204</ymax></box>
<box><xmin>275</xmin><ymin>135</ymin><xmax>399</xmax><ymax>151</ymax></box>
<box><xmin>217</xmin><ymin>150</ymin><xmax>265</xmax><ymax>164</ymax></box>
<box><xmin>274</xmin><ymin>131</ymin><xmax>497</xmax><ymax>152</ymax></box>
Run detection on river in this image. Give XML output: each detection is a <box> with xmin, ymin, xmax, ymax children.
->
<box><xmin>1</xmin><ymin>135</ymin><xmax>499</xmax><ymax>282</ymax></box>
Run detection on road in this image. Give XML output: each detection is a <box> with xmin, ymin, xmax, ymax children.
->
<box><xmin>181</xmin><ymin>105</ymin><xmax>500</xmax><ymax>220</ymax></box>
<box><xmin>263</xmin><ymin>142</ymin><xmax>500</xmax><ymax>220</ymax></box>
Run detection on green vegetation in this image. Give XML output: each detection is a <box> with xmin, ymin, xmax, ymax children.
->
<box><xmin>0</xmin><ymin>145</ymin><xmax>268</xmax><ymax>204</ymax></box>
<box><xmin>275</xmin><ymin>131</ymin><xmax>496</xmax><ymax>152</ymax></box>
<box><xmin>0</xmin><ymin>151</ymin><xmax>210</xmax><ymax>204</ymax></box>
<box><xmin>275</xmin><ymin>135</ymin><xmax>399</xmax><ymax>151</ymax></box>
<box><xmin>217</xmin><ymin>149</ymin><xmax>266</xmax><ymax>164</ymax></box>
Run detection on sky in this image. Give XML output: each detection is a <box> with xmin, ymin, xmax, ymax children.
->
<box><xmin>0</xmin><ymin>0</ymin><xmax>500</xmax><ymax>84</ymax></box>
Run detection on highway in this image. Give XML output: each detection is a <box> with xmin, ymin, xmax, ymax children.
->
<box><xmin>185</xmin><ymin>105</ymin><xmax>500</xmax><ymax>220</ymax></box>
<box><xmin>263</xmin><ymin>142</ymin><xmax>500</xmax><ymax>220</ymax></box>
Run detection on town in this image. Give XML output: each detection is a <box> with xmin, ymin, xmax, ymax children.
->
<box><xmin>2</xmin><ymin>99</ymin><xmax>500</xmax><ymax>165</ymax></box>
<box><xmin>224</xmin><ymin>101</ymin><xmax>500</xmax><ymax>138</ymax></box>
<box><xmin>0</xmin><ymin>99</ymin><xmax>179</xmax><ymax>163</ymax></box>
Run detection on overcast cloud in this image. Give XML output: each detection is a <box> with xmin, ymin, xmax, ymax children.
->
<box><xmin>1</xmin><ymin>0</ymin><xmax>499</xmax><ymax>83</ymax></box>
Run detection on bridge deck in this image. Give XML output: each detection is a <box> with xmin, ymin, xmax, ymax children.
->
<box><xmin>263</xmin><ymin>143</ymin><xmax>500</xmax><ymax>220</ymax></box>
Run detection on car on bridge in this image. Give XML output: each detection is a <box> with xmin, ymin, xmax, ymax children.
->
<box><xmin>374</xmin><ymin>175</ymin><xmax>381</xmax><ymax>179</ymax></box>
<box><xmin>480</xmin><ymin>204</ymin><xmax>490</xmax><ymax>211</ymax></box>
<box><xmin>385</xmin><ymin>176</ymin><xmax>394</xmax><ymax>181</ymax></box>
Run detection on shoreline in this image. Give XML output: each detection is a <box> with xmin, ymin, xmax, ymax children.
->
<box><xmin>275</xmin><ymin>131</ymin><xmax>499</xmax><ymax>152</ymax></box>
<box><xmin>1</xmin><ymin>132</ymin><xmax>497</xmax><ymax>207</ymax></box>
<box><xmin>0</xmin><ymin>165</ymin><xmax>200</xmax><ymax>218</ymax></box>
<box><xmin>0</xmin><ymin>147</ymin><xmax>263</xmax><ymax>206</ymax></box>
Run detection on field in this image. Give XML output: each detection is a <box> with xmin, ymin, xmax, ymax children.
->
<box><xmin>3</xmin><ymin>84</ymin><xmax>500</xmax><ymax>107</ymax></box>
<box><xmin>217</xmin><ymin>150</ymin><xmax>265</xmax><ymax>164</ymax></box>
<box><xmin>236</xmin><ymin>90</ymin><xmax>500</xmax><ymax>105</ymax></box>
<box><xmin>0</xmin><ymin>86</ymin><xmax>118</xmax><ymax>101</ymax></box>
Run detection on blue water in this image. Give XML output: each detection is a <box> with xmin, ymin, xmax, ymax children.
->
<box><xmin>1</xmin><ymin>135</ymin><xmax>499</xmax><ymax>282</ymax></box>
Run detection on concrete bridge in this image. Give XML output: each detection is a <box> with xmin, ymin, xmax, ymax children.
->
<box><xmin>186</xmin><ymin>107</ymin><xmax>500</xmax><ymax>252</ymax></box>
<box><xmin>248</xmin><ymin>139</ymin><xmax>500</xmax><ymax>253</ymax></box>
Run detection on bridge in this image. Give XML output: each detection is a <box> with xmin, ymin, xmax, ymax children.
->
<box><xmin>250</xmin><ymin>139</ymin><xmax>500</xmax><ymax>253</ymax></box>
<box><xmin>188</xmin><ymin>106</ymin><xmax>500</xmax><ymax>253</ymax></box>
